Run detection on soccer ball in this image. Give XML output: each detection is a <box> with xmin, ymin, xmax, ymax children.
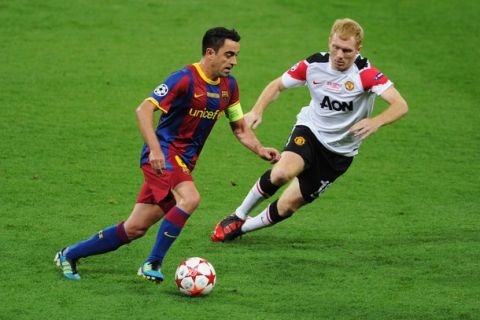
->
<box><xmin>175</xmin><ymin>257</ymin><xmax>216</xmax><ymax>296</ymax></box>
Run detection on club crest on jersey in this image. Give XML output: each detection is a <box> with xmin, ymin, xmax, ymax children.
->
<box><xmin>154</xmin><ymin>84</ymin><xmax>169</xmax><ymax>97</ymax></box>
<box><xmin>221</xmin><ymin>91</ymin><xmax>229</xmax><ymax>102</ymax></box>
<box><xmin>294</xmin><ymin>136</ymin><xmax>306</xmax><ymax>146</ymax></box>
<box><xmin>345</xmin><ymin>81</ymin><xmax>354</xmax><ymax>91</ymax></box>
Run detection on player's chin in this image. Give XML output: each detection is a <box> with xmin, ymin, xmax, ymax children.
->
<box><xmin>221</xmin><ymin>68</ymin><xmax>232</xmax><ymax>76</ymax></box>
<box><xmin>333</xmin><ymin>60</ymin><xmax>346</xmax><ymax>70</ymax></box>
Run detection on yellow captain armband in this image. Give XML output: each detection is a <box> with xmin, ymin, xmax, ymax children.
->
<box><xmin>224</xmin><ymin>102</ymin><xmax>244</xmax><ymax>122</ymax></box>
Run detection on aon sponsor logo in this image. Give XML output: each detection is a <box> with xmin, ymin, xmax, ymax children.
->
<box><xmin>188</xmin><ymin>108</ymin><xmax>221</xmax><ymax>120</ymax></box>
<box><xmin>320</xmin><ymin>96</ymin><xmax>353</xmax><ymax>112</ymax></box>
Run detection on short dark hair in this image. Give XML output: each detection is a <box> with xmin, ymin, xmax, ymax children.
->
<box><xmin>202</xmin><ymin>27</ymin><xmax>241</xmax><ymax>55</ymax></box>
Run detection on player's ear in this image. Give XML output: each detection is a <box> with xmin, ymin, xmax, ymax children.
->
<box><xmin>205</xmin><ymin>47</ymin><xmax>216</xmax><ymax>58</ymax></box>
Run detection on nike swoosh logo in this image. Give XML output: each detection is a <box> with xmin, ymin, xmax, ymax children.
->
<box><xmin>194</xmin><ymin>93</ymin><xmax>204</xmax><ymax>98</ymax></box>
<box><xmin>313</xmin><ymin>80</ymin><xmax>321</xmax><ymax>85</ymax></box>
<box><xmin>164</xmin><ymin>231</ymin><xmax>177</xmax><ymax>239</ymax></box>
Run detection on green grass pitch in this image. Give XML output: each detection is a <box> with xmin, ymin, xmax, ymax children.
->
<box><xmin>1</xmin><ymin>0</ymin><xmax>479</xmax><ymax>319</ymax></box>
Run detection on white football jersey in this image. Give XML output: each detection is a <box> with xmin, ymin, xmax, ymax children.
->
<box><xmin>282</xmin><ymin>52</ymin><xmax>393</xmax><ymax>156</ymax></box>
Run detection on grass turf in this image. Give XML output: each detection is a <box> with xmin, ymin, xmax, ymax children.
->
<box><xmin>1</xmin><ymin>0</ymin><xmax>478</xmax><ymax>319</ymax></box>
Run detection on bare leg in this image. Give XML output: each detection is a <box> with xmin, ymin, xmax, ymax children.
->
<box><xmin>124</xmin><ymin>203</ymin><xmax>166</xmax><ymax>240</ymax></box>
<box><xmin>276</xmin><ymin>178</ymin><xmax>307</xmax><ymax>217</ymax></box>
<box><xmin>235</xmin><ymin>151</ymin><xmax>305</xmax><ymax>219</ymax></box>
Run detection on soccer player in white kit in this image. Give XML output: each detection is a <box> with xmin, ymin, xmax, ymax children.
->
<box><xmin>211</xmin><ymin>18</ymin><xmax>408</xmax><ymax>241</ymax></box>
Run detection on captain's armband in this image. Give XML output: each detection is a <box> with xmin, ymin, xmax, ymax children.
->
<box><xmin>224</xmin><ymin>102</ymin><xmax>244</xmax><ymax>122</ymax></box>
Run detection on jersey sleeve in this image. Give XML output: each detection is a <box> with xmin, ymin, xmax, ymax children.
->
<box><xmin>146</xmin><ymin>70</ymin><xmax>190</xmax><ymax>113</ymax></box>
<box><xmin>224</xmin><ymin>77</ymin><xmax>243</xmax><ymax>122</ymax></box>
<box><xmin>281</xmin><ymin>60</ymin><xmax>308</xmax><ymax>88</ymax></box>
<box><xmin>227</xmin><ymin>76</ymin><xmax>240</xmax><ymax>107</ymax></box>
<box><xmin>359</xmin><ymin>66</ymin><xmax>393</xmax><ymax>95</ymax></box>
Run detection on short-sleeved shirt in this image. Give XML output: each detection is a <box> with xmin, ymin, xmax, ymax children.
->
<box><xmin>141</xmin><ymin>63</ymin><xmax>243</xmax><ymax>170</ymax></box>
<box><xmin>282</xmin><ymin>53</ymin><xmax>393</xmax><ymax>156</ymax></box>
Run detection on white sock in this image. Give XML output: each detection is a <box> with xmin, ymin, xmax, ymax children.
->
<box><xmin>241</xmin><ymin>206</ymin><xmax>273</xmax><ymax>233</ymax></box>
<box><xmin>234</xmin><ymin>180</ymin><xmax>268</xmax><ymax>220</ymax></box>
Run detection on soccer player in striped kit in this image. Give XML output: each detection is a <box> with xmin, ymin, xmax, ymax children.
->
<box><xmin>211</xmin><ymin>18</ymin><xmax>408</xmax><ymax>241</ymax></box>
<box><xmin>55</xmin><ymin>27</ymin><xmax>280</xmax><ymax>281</ymax></box>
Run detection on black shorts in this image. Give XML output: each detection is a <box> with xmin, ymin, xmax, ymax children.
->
<box><xmin>284</xmin><ymin>125</ymin><xmax>353</xmax><ymax>202</ymax></box>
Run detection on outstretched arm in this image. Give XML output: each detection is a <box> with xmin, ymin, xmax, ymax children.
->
<box><xmin>229</xmin><ymin>118</ymin><xmax>280</xmax><ymax>163</ymax></box>
<box><xmin>136</xmin><ymin>99</ymin><xmax>165</xmax><ymax>174</ymax></box>
<box><xmin>349</xmin><ymin>86</ymin><xmax>408</xmax><ymax>140</ymax></box>
<box><xmin>244</xmin><ymin>77</ymin><xmax>286</xmax><ymax>129</ymax></box>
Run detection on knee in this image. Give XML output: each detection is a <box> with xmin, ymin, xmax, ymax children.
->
<box><xmin>178</xmin><ymin>192</ymin><xmax>201</xmax><ymax>213</ymax></box>
<box><xmin>124</xmin><ymin>225</ymin><xmax>148</xmax><ymax>240</ymax></box>
<box><xmin>186</xmin><ymin>191</ymin><xmax>201</xmax><ymax>211</ymax></box>
<box><xmin>270</xmin><ymin>167</ymin><xmax>295</xmax><ymax>185</ymax></box>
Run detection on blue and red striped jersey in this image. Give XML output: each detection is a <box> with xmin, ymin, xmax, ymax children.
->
<box><xmin>140</xmin><ymin>63</ymin><xmax>240</xmax><ymax>171</ymax></box>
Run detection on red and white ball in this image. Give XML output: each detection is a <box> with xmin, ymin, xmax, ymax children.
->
<box><xmin>175</xmin><ymin>257</ymin><xmax>216</xmax><ymax>296</ymax></box>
